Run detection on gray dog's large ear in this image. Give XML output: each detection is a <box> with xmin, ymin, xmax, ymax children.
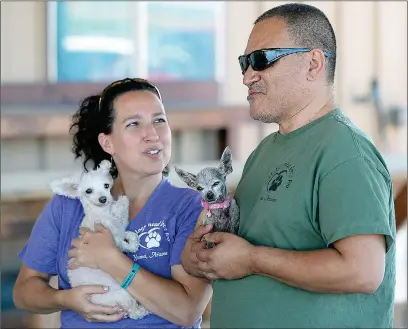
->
<box><xmin>218</xmin><ymin>146</ymin><xmax>233</xmax><ymax>175</ymax></box>
<box><xmin>174</xmin><ymin>166</ymin><xmax>197</xmax><ymax>188</ymax></box>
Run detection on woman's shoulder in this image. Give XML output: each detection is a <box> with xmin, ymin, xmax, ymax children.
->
<box><xmin>159</xmin><ymin>179</ymin><xmax>202</xmax><ymax>212</ymax></box>
<box><xmin>162</xmin><ymin>179</ymin><xmax>201</xmax><ymax>199</ymax></box>
<box><xmin>49</xmin><ymin>193</ymin><xmax>82</xmax><ymax>208</ymax></box>
<box><xmin>44</xmin><ymin>194</ymin><xmax>83</xmax><ymax>223</ymax></box>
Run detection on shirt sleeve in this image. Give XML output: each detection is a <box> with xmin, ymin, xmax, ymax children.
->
<box><xmin>169</xmin><ymin>192</ymin><xmax>203</xmax><ymax>267</ymax></box>
<box><xmin>318</xmin><ymin>156</ymin><xmax>395</xmax><ymax>252</ymax></box>
<box><xmin>18</xmin><ymin>195</ymin><xmax>63</xmax><ymax>275</ymax></box>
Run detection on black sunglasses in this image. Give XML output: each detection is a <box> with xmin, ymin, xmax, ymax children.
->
<box><xmin>238</xmin><ymin>47</ymin><xmax>333</xmax><ymax>74</ymax></box>
<box><xmin>99</xmin><ymin>78</ymin><xmax>162</xmax><ymax>111</ymax></box>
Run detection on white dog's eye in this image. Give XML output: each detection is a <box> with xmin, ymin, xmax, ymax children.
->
<box><xmin>212</xmin><ymin>181</ymin><xmax>220</xmax><ymax>187</ymax></box>
<box><xmin>104</xmin><ymin>184</ymin><xmax>109</xmax><ymax>189</ymax></box>
<box><xmin>85</xmin><ymin>188</ymin><xmax>92</xmax><ymax>194</ymax></box>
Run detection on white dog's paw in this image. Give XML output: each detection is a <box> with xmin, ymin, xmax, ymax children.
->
<box><xmin>127</xmin><ymin>299</ymin><xmax>150</xmax><ymax>320</ymax></box>
<box><xmin>114</xmin><ymin>236</ymin><xmax>123</xmax><ymax>249</ymax></box>
<box><xmin>128</xmin><ymin>305</ymin><xmax>150</xmax><ymax>320</ymax></box>
<box><xmin>123</xmin><ymin>231</ymin><xmax>140</xmax><ymax>253</ymax></box>
<box><xmin>116</xmin><ymin>195</ymin><xmax>129</xmax><ymax>207</ymax></box>
<box><xmin>111</xmin><ymin>196</ymin><xmax>129</xmax><ymax>216</ymax></box>
<box><xmin>125</xmin><ymin>231</ymin><xmax>139</xmax><ymax>243</ymax></box>
<box><xmin>145</xmin><ymin>231</ymin><xmax>161</xmax><ymax>248</ymax></box>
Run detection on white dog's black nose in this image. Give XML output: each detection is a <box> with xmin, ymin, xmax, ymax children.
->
<box><xmin>99</xmin><ymin>196</ymin><xmax>107</xmax><ymax>204</ymax></box>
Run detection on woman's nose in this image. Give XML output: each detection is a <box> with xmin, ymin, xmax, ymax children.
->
<box><xmin>143</xmin><ymin>125</ymin><xmax>159</xmax><ymax>142</ymax></box>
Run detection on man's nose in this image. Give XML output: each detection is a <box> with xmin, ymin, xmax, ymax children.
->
<box><xmin>243</xmin><ymin>66</ymin><xmax>261</xmax><ymax>87</ymax></box>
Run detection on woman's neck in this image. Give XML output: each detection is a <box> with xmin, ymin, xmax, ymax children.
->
<box><xmin>112</xmin><ymin>172</ymin><xmax>163</xmax><ymax>217</ymax></box>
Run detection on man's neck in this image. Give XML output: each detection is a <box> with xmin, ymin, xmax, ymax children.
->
<box><xmin>279</xmin><ymin>92</ymin><xmax>337</xmax><ymax>135</ymax></box>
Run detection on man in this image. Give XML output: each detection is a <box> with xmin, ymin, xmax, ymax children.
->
<box><xmin>181</xmin><ymin>3</ymin><xmax>396</xmax><ymax>328</ymax></box>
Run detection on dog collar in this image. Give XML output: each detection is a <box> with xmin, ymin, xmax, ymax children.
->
<box><xmin>201</xmin><ymin>198</ymin><xmax>231</xmax><ymax>217</ymax></box>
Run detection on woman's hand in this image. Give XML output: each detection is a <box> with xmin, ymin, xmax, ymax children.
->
<box><xmin>57</xmin><ymin>285</ymin><xmax>126</xmax><ymax>322</ymax></box>
<box><xmin>68</xmin><ymin>224</ymin><xmax>118</xmax><ymax>270</ymax></box>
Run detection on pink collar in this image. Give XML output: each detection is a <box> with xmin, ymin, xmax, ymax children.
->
<box><xmin>201</xmin><ymin>198</ymin><xmax>230</xmax><ymax>217</ymax></box>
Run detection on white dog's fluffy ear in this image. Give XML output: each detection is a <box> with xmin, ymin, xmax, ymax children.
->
<box><xmin>174</xmin><ymin>166</ymin><xmax>197</xmax><ymax>188</ymax></box>
<box><xmin>97</xmin><ymin>160</ymin><xmax>112</xmax><ymax>173</ymax></box>
<box><xmin>49</xmin><ymin>175</ymin><xmax>80</xmax><ymax>198</ymax></box>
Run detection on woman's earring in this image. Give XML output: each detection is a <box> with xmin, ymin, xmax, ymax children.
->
<box><xmin>110</xmin><ymin>155</ymin><xmax>114</xmax><ymax>164</ymax></box>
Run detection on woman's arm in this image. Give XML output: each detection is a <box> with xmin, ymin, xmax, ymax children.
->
<box><xmin>13</xmin><ymin>265</ymin><xmax>125</xmax><ymax>322</ymax></box>
<box><xmin>70</xmin><ymin>224</ymin><xmax>212</xmax><ymax>327</ymax></box>
<box><xmin>100</xmin><ymin>249</ymin><xmax>212</xmax><ymax>326</ymax></box>
<box><xmin>13</xmin><ymin>265</ymin><xmax>64</xmax><ymax>314</ymax></box>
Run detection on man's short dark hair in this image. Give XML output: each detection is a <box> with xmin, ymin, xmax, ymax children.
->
<box><xmin>255</xmin><ymin>3</ymin><xmax>337</xmax><ymax>84</ymax></box>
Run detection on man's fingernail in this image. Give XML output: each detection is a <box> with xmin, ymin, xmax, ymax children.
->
<box><xmin>103</xmin><ymin>286</ymin><xmax>109</xmax><ymax>291</ymax></box>
<box><xmin>123</xmin><ymin>313</ymin><xmax>128</xmax><ymax>319</ymax></box>
<box><xmin>118</xmin><ymin>308</ymin><xmax>123</xmax><ymax>313</ymax></box>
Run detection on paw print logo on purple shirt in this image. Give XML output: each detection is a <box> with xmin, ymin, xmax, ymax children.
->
<box><xmin>145</xmin><ymin>230</ymin><xmax>162</xmax><ymax>248</ymax></box>
<box><xmin>139</xmin><ymin>228</ymin><xmax>162</xmax><ymax>249</ymax></box>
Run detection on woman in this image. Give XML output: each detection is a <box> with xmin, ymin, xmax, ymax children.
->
<box><xmin>13</xmin><ymin>78</ymin><xmax>212</xmax><ymax>328</ymax></box>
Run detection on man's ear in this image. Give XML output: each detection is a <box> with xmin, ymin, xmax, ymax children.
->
<box><xmin>307</xmin><ymin>49</ymin><xmax>325</xmax><ymax>81</ymax></box>
<box><xmin>174</xmin><ymin>166</ymin><xmax>197</xmax><ymax>188</ymax></box>
<box><xmin>98</xmin><ymin>133</ymin><xmax>114</xmax><ymax>155</ymax></box>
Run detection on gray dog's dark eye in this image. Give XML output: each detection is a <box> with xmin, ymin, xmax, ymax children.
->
<box><xmin>85</xmin><ymin>188</ymin><xmax>92</xmax><ymax>194</ymax></box>
<box><xmin>212</xmin><ymin>181</ymin><xmax>220</xmax><ymax>187</ymax></box>
<box><xmin>104</xmin><ymin>184</ymin><xmax>109</xmax><ymax>189</ymax></box>
<box><xmin>197</xmin><ymin>186</ymin><xmax>203</xmax><ymax>191</ymax></box>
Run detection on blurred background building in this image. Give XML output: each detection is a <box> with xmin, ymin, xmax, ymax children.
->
<box><xmin>1</xmin><ymin>1</ymin><xmax>406</xmax><ymax>328</ymax></box>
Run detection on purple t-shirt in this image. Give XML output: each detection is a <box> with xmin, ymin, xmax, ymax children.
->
<box><xmin>18</xmin><ymin>178</ymin><xmax>203</xmax><ymax>328</ymax></box>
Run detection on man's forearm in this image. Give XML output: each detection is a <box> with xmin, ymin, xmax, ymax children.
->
<box><xmin>101</xmin><ymin>251</ymin><xmax>203</xmax><ymax>326</ymax></box>
<box><xmin>250</xmin><ymin>246</ymin><xmax>370</xmax><ymax>294</ymax></box>
<box><xmin>13</xmin><ymin>276</ymin><xmax>65</xmax><ymax>314</ymax></box>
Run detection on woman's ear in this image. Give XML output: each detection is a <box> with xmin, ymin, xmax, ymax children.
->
<box><xmin>98</xmin><ymin>133</ymin><xmax>113</xmax><ymax>154</ymax></box>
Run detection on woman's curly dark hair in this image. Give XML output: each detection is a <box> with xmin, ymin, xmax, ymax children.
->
<box><xmin>69</xmin><ymin>78</ymin><xmax>169</xmax><ymax>178</ymax></box>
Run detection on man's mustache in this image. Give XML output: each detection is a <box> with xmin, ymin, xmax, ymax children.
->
<box><xmin>249</xmin><ymin>84</ymin><xmax>266</xmax><ymax>94</ymax></box>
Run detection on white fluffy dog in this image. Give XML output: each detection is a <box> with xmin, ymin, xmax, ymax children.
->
<box><xmin>50</xmin><ymin>160</ymin><xmax>149</xmax><ymax>320</ymax></box>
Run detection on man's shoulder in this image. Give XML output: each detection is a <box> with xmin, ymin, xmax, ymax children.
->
<box><xmin>314</xmin><ymin>109</ymin><xmax>391</xmax><ymax>179</ymax></box>
<box><xmin>312</xmin><ymin>110</ymin><xmax>375</xmax><ymax>154</ymax></box>
<box><xmin>316</xmin><ymin>109</ymin><xmax>374</xmax><ymax>150</ymax></box>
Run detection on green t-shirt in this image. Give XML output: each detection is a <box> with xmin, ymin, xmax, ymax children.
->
<box><xmin>211</xmin><ymin>108</ymin><xmax>396</xmax><ymax>328</ymax></box>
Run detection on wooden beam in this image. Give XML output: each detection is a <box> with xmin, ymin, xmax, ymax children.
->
<box><xmin>0</xmin><ymin>81</ymin><xmax>219</xmax><ymax>105</ymax></box>
<box><xmin>1</xmin><ymin>106</ymin><xmax>251</xmax><ymax>139</ymax></box>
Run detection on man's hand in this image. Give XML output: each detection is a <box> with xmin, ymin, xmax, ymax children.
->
<box><xmin>180</xmin><ymin>224</ymin><xmax>213</xmax><ymax>278</ymax></box>
<box><xmin>196</xmin><ymin>232</ymin><xmax>255</xmax><ymax>280</ymax></box>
